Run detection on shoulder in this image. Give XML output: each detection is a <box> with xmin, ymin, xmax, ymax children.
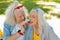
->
<box><xmin>44</xmin><ymin>24</ymin><xmax>53</xmax><ymax>36</ymax></box>
<box><xmin>4</xmin><ymin>21</ymin><xmax>13</xmax><ymax>30</ymax></box>
<box><xmin>4</xmin><ymin>21</ymin><xmax>11</xmax><ymax>26</ymax></box>
<box><xmin>44</xmin><ymin>24</ymin><xmax>53</xmax><ymax>32</ymax></box>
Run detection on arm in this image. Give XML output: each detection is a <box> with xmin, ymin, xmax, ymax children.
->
<box><xmin>7</xmin><ymin>22</ymin><xmax>26</xmax><ymax>40</ymax></box>
<box><xmin>3</xmin><ymin>22</ymin><xmax>20</xmax><ymax>40</ymax></box>
<box><xmin>3</xmin><ymin>22</ymin><xmax>25</xmax><ymax>40</ymax></box>
<box><xmin>6</xmin><ymin>33</ymin><xmax>20</xmax><ymax>40</ymax></box>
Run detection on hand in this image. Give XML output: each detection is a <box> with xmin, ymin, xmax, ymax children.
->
<box><xmin>19</xmin><ymin>21</ymin><xmax>27</xmax><ymax>33</ymax></box>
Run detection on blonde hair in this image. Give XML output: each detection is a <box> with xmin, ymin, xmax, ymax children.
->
<box><xmin>5</xmin><ymin>1</ymin><xmax>28</xmax><ymax>26</ymax></box>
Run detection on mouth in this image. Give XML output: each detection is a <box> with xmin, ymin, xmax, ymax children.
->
<box><xmin>26</xmin><ymin>20</ymin><xmax>33</xmax><ymax>24</ymax></box>
<box><xmin>29</xmin><ymin>21</ymin><xmax>33</xmax><ymax>24</ymax></box>
<box><xmin>27</xmin><ymin>21</ymin><xmax>30</xmax><ymax>23</ymax></box>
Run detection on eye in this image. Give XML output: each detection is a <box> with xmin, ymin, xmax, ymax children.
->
<box><xmin>32</xmin><ymin>15</ymin><xmax>35</xmax><ymax>18</ymax></box>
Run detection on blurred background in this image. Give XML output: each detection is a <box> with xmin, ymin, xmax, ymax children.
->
<box><xmin>0</xmin><ymin>0</ymin><xmax>60</xmax><ymax>39</ymax></box>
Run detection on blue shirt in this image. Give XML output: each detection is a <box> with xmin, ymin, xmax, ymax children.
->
<box><xmin>3</xmin><ymin>22</ymin><xmax>60</xmax><ymax>40</ymax></box>
<box><xmin>3</xmin><ymin>22</ymin><xmax>33</xmax><ymax>40</ymax></box>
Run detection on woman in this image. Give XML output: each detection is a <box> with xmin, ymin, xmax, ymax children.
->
<box><xmin>28</xmin><ymin>8</ymin><xmax>60</xmax><ymax>40</ymax></box>
<box><xmin>3</xmin><ymin>1</ymin><xmax>33</xmax><ymax>40</ymax></box>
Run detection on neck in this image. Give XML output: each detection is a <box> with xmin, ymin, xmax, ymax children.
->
<box><xmin>34</xmin><ymin>24</ymin><xmax>38</xmax><ymax>32</ymax></box>
<box><xmin>34</xmin><ymin>24</ymin><xmax>39</xmax><ymax>35</ymax></box>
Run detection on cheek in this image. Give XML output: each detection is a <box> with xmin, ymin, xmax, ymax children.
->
<box><xmin>34</xmin><ymin>18</ymin><xmax>38</xmax><ymax>24</ymax></box>
<box><xmin>15</xmin><ymin>16</ymin><xmax>21</xmax><ymax>21</ymax></box>
<box><xmin>32</xmin><ymin>19</ymin><xmax>36</xmax><ymax>25</ymax></box>
<box><xmin>20</xmin><ymin>17</ymin><xmax>25</xmax><ymax>21</ymax></box>
<box><xmin>16</xmin><ymin>17</ymin><xmax>20</xmax><ymax>21</ymax></box>
<box><xmin>15</xmin><ymin>14</ymin><xmax>19</xmax><ymax>19</ymax></box>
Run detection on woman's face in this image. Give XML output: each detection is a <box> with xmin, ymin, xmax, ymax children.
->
<box><xmin>14</xmin><ymin>9</ymin><xmax>25</xmax><ymax>23</ymax></box>
<box><xmin>29</xmin><ymin>10</ymin><xmax>38</xmax><ymax>26</ymax></box>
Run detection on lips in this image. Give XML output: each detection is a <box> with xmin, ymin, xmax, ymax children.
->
<box><xmin>26</xmin><ymin>20</ymin><xmax>33</xmax><ymax>24</ymax></box>
<box><xmin>29</xmin><ymin>21</ymin><xmax>33</xmax><ymax>24</ymax></box>
<box><xmin>27</xmin><ymin>21</ymin><xmax>30</xmax><ymax>23</ymax></box>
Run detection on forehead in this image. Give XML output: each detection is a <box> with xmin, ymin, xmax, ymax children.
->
<box><xmin>14</xmin><ymin>9</ymin><xmax>25</xmax><ymax>15</ymax></box>
<box><xmin>30</xmin><ymin>10</ymin><xmax>38</xmax><ymax>16</ymax></box>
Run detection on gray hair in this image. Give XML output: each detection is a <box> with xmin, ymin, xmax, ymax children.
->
<box><xmin>30</xmin><ymin>8</ymin><xmax>47</xmax><ymax>35</ymax></box>
<box><xmin>5</xmin><ymin>1</ymin><xmax>28</xmax><ymax>26</ymax></box>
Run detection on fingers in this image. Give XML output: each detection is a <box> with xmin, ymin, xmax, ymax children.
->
<box><xmin>18</xmin><ymin>21</ymin><xmax>29</xmax><ymax>33</ymax></box>
<box><xmin>19</xmin><ymin>21</ymin><xmax>26</xmax><ymax>33</ymax></box>
<box><xmin>19</xmin><ymin>21</ymin><xmax>26</xmax><ymax>28</ymax></box>
<box><xmin>22</xmin><ymin>21</ymin><xmax>27</xmax><ymax>28</ymax></box>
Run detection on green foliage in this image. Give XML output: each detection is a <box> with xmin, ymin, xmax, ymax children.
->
<box><xmin>0</xmin><ymin>0</ymin><xmax>39</xmax><ymax>14</ymax></box>
<box><xmin>0</xmin><ymin>0</ymin><xmax>60</xmax><ymax>18</ymax></box>
<box><xmin>0</xmin><ymin>2</ymin><xmax>11</xmax><ymax>14</ymax></box>
<box><xmin>22</xmin><ymin>1</ymin><xmax>39</xmax><ymax>12</ymax></box>
<box><xmin>54</xmin><ymin>0</ymin><xmax>60</xmax><ymax>3</ymax></box>
<box><xmin>51</xmin><ymin>13</ymin><xmax>60</xmax><ymax>18</ymax></box>
<box><xmin>39</xmin><ymin>5</ymin><xmax>51</xmax><ymax>13</ymax></box>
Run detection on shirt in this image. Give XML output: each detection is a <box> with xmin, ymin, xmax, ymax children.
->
<box><xmin>33</xmin><ymin>32</ymin><xmax>40</xmax><ymax>40</ymax></box>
